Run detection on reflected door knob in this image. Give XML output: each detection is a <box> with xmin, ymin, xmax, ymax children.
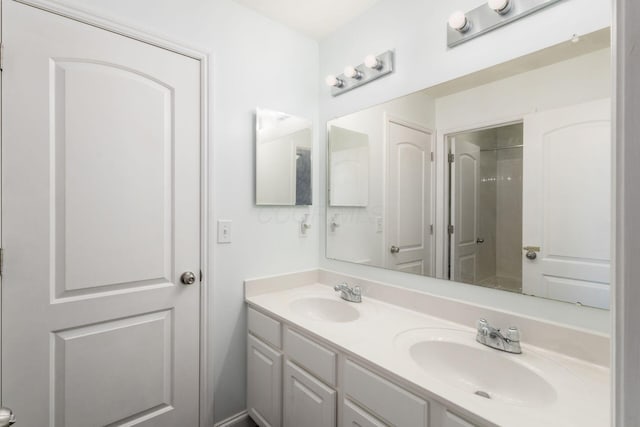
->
<box><xmin>390</xmin><ymin>245</ymin><xmax>400</xmax><ymax>254</ymax></box>
<box><xmin>180</xmin><ymin>271</ymin><xmax>197</xmax><ymax>285</ymax></box>
<box><xmin>523</xmin><ymin>246</ymin><xmax>540</xmax><ymax>260</ymax></box>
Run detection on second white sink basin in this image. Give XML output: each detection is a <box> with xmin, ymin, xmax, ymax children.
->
<box><xmin>396</xmin><ymin>329</ymin><xmax>558</xmax><ymax>407</ymax></box>
<box><xmin>290</xmin><ymin>297</ymin><xmax>360</xmax><ymax>322</ymax></box>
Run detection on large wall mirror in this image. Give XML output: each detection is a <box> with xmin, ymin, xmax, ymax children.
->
<box><xmin>256</xmin><ymin>108</ymin><xmax>313</xmax><ymax>206</ymax></box>
<box><xmin>326</xmin><ymin>28</ymin><xmax>611</xmax><ymax>309</ymax></box>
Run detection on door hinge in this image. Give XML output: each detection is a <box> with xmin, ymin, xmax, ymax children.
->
<box><xmin>430</xmin><ymin>152</ymin><xmax>434</xmax><ymax>162</ymax></box>
<box><xmin>448</xmin><ymin>224</ymin><xmax>454</xmax><ymax>235</ymax></box>
<box><xmin>0</xmin><ymin>43</ymin><xmax>4</xmax><ymax>71</ymax></box>
<box><xmin>0</xmin><ymin>248</ymin><xmax>4</xmax><ymax>276</ymax></box>
<box><xmin>430</xmin><ymin>224</ymin><xmax>434</xmax><ymax>235</ymax></box>
<box><xmin>448</xmin><ymin>153</ymin><xmax>455</xmax><ymax>163</ymax></box>
<box><xmin>199</xmin><ymin>270</ymin><xmax>203</xmax><ymax>282</ymax></box>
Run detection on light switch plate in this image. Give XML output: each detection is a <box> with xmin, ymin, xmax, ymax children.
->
<box><xmin>217</xmin><ymin>220</ymin><xmax>232</xmax><ymax>243</ymax></box>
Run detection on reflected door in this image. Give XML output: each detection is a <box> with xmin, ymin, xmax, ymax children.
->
<box><xmin>2</xmin><ymin>2</ymin><xmax>201</xmax><ymax>426</ymax></box>
<box><xmin>450</xmin><ymin>140</ymin><xmax>481</xmax><ymax>284</ymax></box>
<box><xmin>522</xmin><ymin>98</ymin><xmax>611</xmax><ymax>308</ymax></box>
<box><xmin>385</xmin><ymin>119</ymin><xmax>433</xmax><ymax>275</ymax></box>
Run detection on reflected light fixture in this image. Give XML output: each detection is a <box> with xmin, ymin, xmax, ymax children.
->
<box><xmin>448</xmin><ymin>10</ymin><xmax>470</xmax><ymax>33</ymax></box>
<box><xmin>325</xmin><ymin>50</ymin><xmax>394</xmax><ymax>96</ymax></box>
<box><xmin>488</xmin><ymin>0</ymin><xmax>511</xmax><ymax>15</ymax></box>
<box><xmin>325</xmin><ymin>74</ymin><xmax>344</xmax><ymax>88</ymax></box>
<box><xmin>344</xmin><ymin>65</ymin><xmax>363</xmax><ymax>80</ymax></box>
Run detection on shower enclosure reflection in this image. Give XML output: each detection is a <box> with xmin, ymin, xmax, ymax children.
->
<box><xmin>448</xmin><ymin>123</ymin><xmax>523</xmax><ymax>293</ymax></box>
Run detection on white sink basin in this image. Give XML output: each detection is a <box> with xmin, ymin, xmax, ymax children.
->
<box><xmin>396</xmin><ymin>329</ymin><xmax>558</xmax><ymax>407</ymax></box>
<box><xmin>290</xmin><ymin>297</ymin><xmax>360</xmax><ymax>322</ymax></box>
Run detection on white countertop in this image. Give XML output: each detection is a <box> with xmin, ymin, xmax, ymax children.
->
<box><xmin>246</xmin><ymin>282</ymin><xmax>610</xmax><ymax>427</ymax></box>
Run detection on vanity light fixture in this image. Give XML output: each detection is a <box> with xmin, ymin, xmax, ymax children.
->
<box><xmin>325</xmin><ymin>74</ymin><xmax>344</xmax><ymax>88</ymax></box>
<box><xmin>447</xmin><ymin>0</ymin><xmax>563</xmax><ymax>48</ymax></box>
<box><xmin>487</xmin><ymin>0</ymin><xmax>512</xmax><ymax>15</ymax></box>
<box><xmin>448</xmin><ymin>10</ymin><xmax>470</xmax><ymax>33</ymax></box>
<box><xmin>344</xmin><ymin>65</ymin><xmax>363</xmax><ymax>80</ymax></box>
<box><xmin>326</xmin><ymin>50</ymin><xmax>394</xmax><ymax>97</ymax></box>
<box><xmin>364</xmin><ymin>54</ymin><xmax>383</xmax><ymax>70</ymax></box>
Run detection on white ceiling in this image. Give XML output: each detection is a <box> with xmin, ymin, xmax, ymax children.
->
<box><xmin>233</xmin><ymin>0</ymin><xmax>382</xmax><ymax>40</ymax></box>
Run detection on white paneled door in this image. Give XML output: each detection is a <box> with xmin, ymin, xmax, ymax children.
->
<box><xmin>2</xmin><ymin>2</ymin><xmax>202</xmax><ymax>426</ymax></box>
<box><xmin>522</xmin><ymin>98</ymin><xmax>611</xmax><ymax>308</ymax></box>
<box><xmin>451</xmin><ymin>139</ymin><xmax>480</xmax><ymax>284</ymax></box>
<box><xmin>385</xmin><ymin>119</ymin><xmax>434</xmax><ymax>275</ymax></box>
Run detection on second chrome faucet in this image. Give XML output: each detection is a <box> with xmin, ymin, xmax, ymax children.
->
<box><xmin>476</xmin><ymin>319</ymin><xmax>522</xmax><ymax>354</ymax></box>
<box><xmin>334</xmin><ymin>282</ymin><xmax>362</xmax><ymax>303</ymax></box>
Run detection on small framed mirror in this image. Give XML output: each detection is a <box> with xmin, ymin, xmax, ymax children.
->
<box><xmin>256</xmin><ymin>108</ymin><xmax>313</xmax><ymax>206</ymax></box>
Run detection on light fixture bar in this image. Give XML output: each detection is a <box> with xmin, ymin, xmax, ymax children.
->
<box><xmin>328</xmin><ymin>50</ymin><xmax>394</xmax><ymax>97</ymax></box>
<box><xmin>447</xmin><ymin>0</ymin><xmax>564</xmax><ymax>48</ymax></box>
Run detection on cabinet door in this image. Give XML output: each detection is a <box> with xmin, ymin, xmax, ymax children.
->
<box><xmin>343</xmin><ymin>399</ymin><xmax>389</xmax><ymax>427</ymax></box>
<box><xmin>284</xmin><ymin>361</ymin><xmax>336</xmax><ymax>427</ymax></box>
<box><xmin>248</xmin><ymin>334</ymin><xmax>282</xmax><ymax>427</ymax></box>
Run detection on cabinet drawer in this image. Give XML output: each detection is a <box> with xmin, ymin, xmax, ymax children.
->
<box><xmin>343</xmin><ymin>399</ymin><xmax>389</xmax><ymax>427</ymax></box>
<box><xmin>284</xmin><ymin>327</ymin><xmax>337</xmax><ymax>386</ymax></box>
<box><xmin>444</xmin><ymin>411</ymin><xmax>477</xmax><ymax>427</ymax></box>
<box><xmin>248</xmin><ymin>307</ymin><xmax>281</xmax><ymax>348</ymax></box>
<box><xmin>344</xmin><ymin>360</ymin><xmax>429</xmax><ymax>427</ymax></box>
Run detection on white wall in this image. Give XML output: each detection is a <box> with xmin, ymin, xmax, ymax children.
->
<box><xmin>319</xmin><ymin>0</ymin><xmax>612</xmax><ymax>332</ymax></box>
<box><xmin>40</xmin><ymin>0</ymin><xmax>320</xmax><ymax>423</ymax></box>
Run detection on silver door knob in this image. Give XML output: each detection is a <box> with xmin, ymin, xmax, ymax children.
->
<box><xmin>180</xmin><ymin>271</ymin><xmax>197</xmax><ymax>285</ymax></box>
<box><xmin>390</xmin><ymin>245</ymin><xmax>400</xmax><ymax>254</ymax></box>
<box><xmin>476</xmin><ymin>237</ymin><xmax>485</xmax><ymax>244</ymax></box>
<box><xmin>523</xmin><ymin>246</ymin><xmax>540</xmax><ymax>260</ymax></box>
<box><xmin>0</xmin><ymin>407</ymin><xmax>16</xmax><ymax>427</ymax></box>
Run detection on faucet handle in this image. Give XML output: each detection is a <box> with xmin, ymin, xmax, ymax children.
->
<box><xmin>506</xmin><ymin>326</ymin><xmax>520</xmax><ymax>342</ymax></box>
<box><xmin>334</xmin><ymin>283</ymin><xmax>347</xmax><ymax>291</ymax></box>
<box><xmin>476</xmin><ymin>319</ymin><xmax>489</xmax><ymax>336</ymax></box>
<box><xmin>352</xmin><ymin>286</ymin><xmax>361</xmax><ymax>295</ymax></box>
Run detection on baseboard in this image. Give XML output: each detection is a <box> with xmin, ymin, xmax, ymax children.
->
<box><xmin>214</xmin><ymin>410</ymin><xmax>255</xmax><ymax>427</ymax></box>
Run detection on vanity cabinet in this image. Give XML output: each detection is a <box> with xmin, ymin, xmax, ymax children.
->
<box><xmin>283</xmin><ymin>360</ymin><xmax>336</xmax><ymax>427</ymax></box>
<box><xmin>247</xmin><ymin>334</ymin><xmax>282</xmax><ymax>427</ymax></box>
<box><xmin>247</xmin><ymin>307</ymin><xmax>482</xmax><ymax>427</ymax></box>
<box><xmin>342</xmin><ymin>399</ymin><xmax>388</xmax><ymax>427</ymax></box>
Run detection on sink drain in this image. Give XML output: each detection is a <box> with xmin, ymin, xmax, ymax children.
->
<box><xmin>474</xmin><ymin>390</ymin><xmax>491</xmax><ymax>399</ymax></box>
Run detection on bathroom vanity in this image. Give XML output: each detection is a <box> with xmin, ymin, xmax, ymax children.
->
<box><xmin>245</xmin><ymin>270</ymin><xmax>609</xmax><ymax>427</ymax></box>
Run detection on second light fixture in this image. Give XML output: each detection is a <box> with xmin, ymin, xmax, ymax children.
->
<box><xmin>325</xmin><ymin>50</ymin><xmax>395</xmax><ymax>97</ymax></box>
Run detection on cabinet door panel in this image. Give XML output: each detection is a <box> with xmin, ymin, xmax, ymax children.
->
<box><xmin>343</xmin><ymin>399</ymin><xmax>389</xmax><ymax>427</ymax></box>
<box><xmin>248</xmin><ymin>334</ymin><xmax>282</xmax><ymax>427</ymax></box>
<box><xmin>284</xmin><ymin>361</ymin><xmax>336</xmax><ymax>427</ymax></box>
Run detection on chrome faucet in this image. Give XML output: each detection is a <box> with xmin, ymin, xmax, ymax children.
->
<box><xmin>334</xmin><ymin>282</ymin><xmax>362</xmax><ymax>303</ymax></box>
<box><xmin>476</xmin><ymin>319</ymin><xmax>522</xmax><ymax>354</ymax></box>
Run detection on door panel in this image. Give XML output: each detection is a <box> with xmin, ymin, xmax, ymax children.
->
<box><xmin>451</xmin><ymin>140</ymin><xmax>480</xmax><ymax>284</ymax></box>
<box><xmin>2</xmin><ymin>2</ymin><xmax>201</xmax><ymax>426</ymax></box>
<box><xmin>284</xmin><ymin>361</ymin><xmax>336</xmax><ymax>427</ymax></box>
<box><xmin>386</xmin><ymin>120</ymin><xmax>433</xmax><ymax>275</ymax></box>
<box><xmin>247</xmin><ymin>334</ymin><xmax>282</xmax><ymax>427</ymax></box>
<box><xmin>522</xmin><ymin>98</ymin><xmax>611</xmax><ymax>308</ymax></box>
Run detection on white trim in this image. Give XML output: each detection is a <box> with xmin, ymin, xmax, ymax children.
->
<box><xmin>613</xmin><ymin>0</ymin><xmax>638</xmax><ymax>425</ymax></box>
<box><xmin>214</xmin><ymin>411</ymin><xmax>253</xmax><ymax>427</ymax></box>
<box><xmin>1</xmin><ymin>1</ymin><xmax>213</xmax><ymax>425</ymax></box>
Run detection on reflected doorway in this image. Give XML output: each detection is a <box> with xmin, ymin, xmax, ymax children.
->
<box><xmin>447</xmin><ymin>123</ymin><xmax>524</xmax><ymax>293</ymax></box>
